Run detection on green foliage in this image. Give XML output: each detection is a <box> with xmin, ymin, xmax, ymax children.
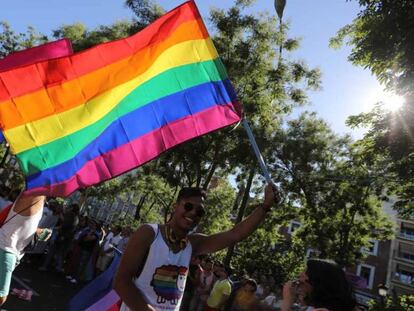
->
<box><xmin>0</xmin><ymin>0</ymin><xmax>390</xmax><ymax>276</ymax></box>
<box><xmin>269</xmin><ymin>112</ymin><xmax>394</xmax><ymax>266</ymax></box>
<box><xmin>198</xmin><ymin>180</ymin><xmax>235</xmax><ymax>235</ymax></box>
<box><xmin>0</xmin><ymin>145</ymin><xmax>25</xmax><ymax>192</ymax></box>
<box><xmin>368</xmin><ymin>295</ymin><xmax>414</xmax><ymax>311</ymax></box>
<box><xmin>232</xmin><ymin>204</ymin><xmax>305</xmax><ymax>283</ymax></box>
<box><xmin>114</xmin><ymin>214</ymin><xmax>141</xmax><ymax>230</ymax></box>
<box><xmin>125</xmin><ymin>0</ymin><xmax>164</xmax><ymax>29</ymax></box>
<box><xmin>0</xmin><ymin>22</ymin><xmax>48</xmax><ymax>57</ymax></box>
<box><xmin>52</xmin><ymin>21</ymin><xmax>137</xmax><ymax>52</ymax></box>
<box><xmin>332</xmin><ymin>0</ymin><xmax>414</xmax><ymax>217</ymax></box>
<box><xmin>330</xmin><ymin>1</ymin><xmax>414</xmax><ymax>94</ymax></box>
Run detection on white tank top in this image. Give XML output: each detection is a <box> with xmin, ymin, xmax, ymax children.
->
<box><xmin>120</xmin><ymin>224</ymin><xmax>192</xmax><ymax>311</ymax></box>
<box><xmin>0</xmin><ymin>205</ymin><xmax>43</xmax><ymax>258</ymax></box>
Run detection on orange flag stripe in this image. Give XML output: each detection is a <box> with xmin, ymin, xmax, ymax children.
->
<box><xmin>0</xmin><ymin>19</ymin><xmax>207</xmax><ymax>130</ymax></box>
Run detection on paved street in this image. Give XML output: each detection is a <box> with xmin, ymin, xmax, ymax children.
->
<box><xmin>3</xmin><ymin>255</ymin><xmax>84</xmax><ymax>311</ymax></box>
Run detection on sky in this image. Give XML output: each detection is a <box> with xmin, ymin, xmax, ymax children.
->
<box><xmin>1</xmin><ymin>0</ymin><xmax>399</xmax><ymax>139</ymax></box>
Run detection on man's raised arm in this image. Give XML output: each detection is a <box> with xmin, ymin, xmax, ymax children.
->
<box><xmin>189</xmin><ymin>183</ymin><xmax>277</xmax><ymax>255</ymax></box>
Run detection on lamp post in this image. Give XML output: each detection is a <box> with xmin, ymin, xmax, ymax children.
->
<box><xmin>377</xmin><ymin>283</ymin><xmax>388</xmax><ymax>309</ymax></box>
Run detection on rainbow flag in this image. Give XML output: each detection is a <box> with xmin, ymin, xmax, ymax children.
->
<box><xmin>0</xmin><ymin>1</ymin><xmax>241</xmax><ymax>197</ymax></box>
<box><xmin>0</xmin><ymin>38</ymin><xmax>72</xmax><ymax>72</ymax></box>
<box><xmin>0</xmin><ymin>38</ymin><xmax>73</xmax><ymax>144</ymax></box>
<box><xmin>69</xmin><ymin>253</ymin><xmax>122</xmax><ymax>311</ymax></box>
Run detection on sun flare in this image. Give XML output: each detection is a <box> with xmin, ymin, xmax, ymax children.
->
<box><xmin>363</xmin><ymin>89</ymin><xmax>405</xmax><ymax>112</ymax></box>
<box><xmin>381</xmin><ymin>93</ymin><xmax>405</xmax><ymax>111</ymax></box>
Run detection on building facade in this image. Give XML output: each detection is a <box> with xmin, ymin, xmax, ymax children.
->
<box><xmin>283</xmin><ymin>197</ymin><xmax>414</xmax><ymax>308</ymax></box>
<box><xmin>388</xmin><ymin>215</ymin><xmax>414</xmax><ymax>296</ymax></box>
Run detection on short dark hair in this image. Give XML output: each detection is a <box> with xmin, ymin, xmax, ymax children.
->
<box><xmin>244</xmin><ymin>278</ymin><xmax>257</xmax><ymax>291</ymax></box>
<box><xmin>177</xmin><ymin>187</ymin><xmax>207</xmax><ymax>202</ymax></box>
<box><xmin>306</xmin><ymin>259</ymin><xmax>356</xmax><ymax>311</ymax></box>
<box><xmin>215</xmin><ymin>262</ymin><xmax>232</xmax><ymax>276</ymax></box>
<box><xmin>70</xmin><ymin>203</ymin><xmax>80</xmax><ymax>214</ymax></box>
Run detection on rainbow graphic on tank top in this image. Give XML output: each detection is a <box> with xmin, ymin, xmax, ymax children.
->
<box><xmin>151</xmin><ymin>265</ymin><xmax>188</xmax><ymax>305</ymax></box>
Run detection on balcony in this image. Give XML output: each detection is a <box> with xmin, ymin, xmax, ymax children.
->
<box><xmin>399</xmin><ymin>230</ymin><xmax>414</xmax><ymax>241</ymax></box>
<box><xmin>392</xmin><ymin>272</ymin><xmax>414</xmax><ymax>288</ymax></box>
<box><xmin>395</xmin><ymin>252</ymin><xmax>414</xmax><ymax>264</ymax></box>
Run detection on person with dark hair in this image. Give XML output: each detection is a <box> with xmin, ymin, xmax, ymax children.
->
<box><xmin>96</xmin><ymin>225</ymin><xmax>123</xmax><ymax>274</ymax></box>
<box><xmin>180</xmin><ymin>256</ymin><xmax>202</xmax><ymax>311</ymax></box>
<box><xmin>190</xmin><ymin>256</ymin><xmax>215</xmax><ymax>311</ymax></box>
<box><xmin>282</xmin><ymin>259</ymin><xmax>356</xmax><ymax>311</ymax></box>
<box><xmin>53</xmin><ymin>203</ymin><xmax>80</xmax><ymax>272</ymax></box>
<box><xmin>230</xmin><ymin>278</ymin><xmax>258</xmax><ymax>311</ymax></box>
<box><xmin>114</xmin><ymin>183</ymin><xmax>277</xmax><ymax>311</ymax></box>
<box><xmin>72</xmin><ymin>221</ymin><xmax>100</xmax><ymax>283</ymax></box>
<box><xmin>206</xmin><ymin>262</ymin><xmax>233</xmax><ymax>311</ymax></box>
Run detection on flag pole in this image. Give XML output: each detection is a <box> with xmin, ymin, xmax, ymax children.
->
<box><xmin>242</xmin><ymin>119</ymin><xmax>272</xmax><ymax>183</ymax></box>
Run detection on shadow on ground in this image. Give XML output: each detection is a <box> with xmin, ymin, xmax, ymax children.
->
<box><xmin>4</xmin><ymin>255</ymin><xmax>84</xmax><ymax>311</ymax></box>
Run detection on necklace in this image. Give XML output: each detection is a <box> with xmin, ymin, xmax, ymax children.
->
<box><xmin>164</xmin><ymin>224</ymin><xmax>188</xmax><ymax>251</ymax></box>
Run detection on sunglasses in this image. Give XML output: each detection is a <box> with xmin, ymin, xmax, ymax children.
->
<box><xmin>184</xmin><ymin>202</ymin><xmax>205</xmax><ymax>217</ymax></box>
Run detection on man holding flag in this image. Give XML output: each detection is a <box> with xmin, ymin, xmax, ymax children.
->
<box><xmin>0</xmin><ymin>1</ymin><xmax>278</xmax><ymax>310</ymax></box>
<box><xmin>114</xmin><ymin>184</ymin><xmax>277</xmax><ymax>311</ymax></box>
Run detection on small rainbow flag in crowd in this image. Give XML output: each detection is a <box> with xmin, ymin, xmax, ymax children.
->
<box><xmin>0</xmin><ymin>1</ymin><xmax>241</xmax><ymax>197</ymax></box>
<box><xmin>69</xmin><ymin>253</ymin><xmax>122</xmax><ymax>311</ymax></box>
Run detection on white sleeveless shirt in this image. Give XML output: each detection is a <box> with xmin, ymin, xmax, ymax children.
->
<box><xmin>0</xmin><ymin>205</ymin><xmax>43</xmax><ymax>258</ymax></box>
<box><xmin>120</xmin><ymin>224</ymin><xmax>192</xmax><ymax>311</ymax></box>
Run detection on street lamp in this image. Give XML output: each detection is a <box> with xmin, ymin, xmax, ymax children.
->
<box><xmin>377</xmin><ymin>283</ymin><xmax>388</xmax><ymax>308</ymax></box>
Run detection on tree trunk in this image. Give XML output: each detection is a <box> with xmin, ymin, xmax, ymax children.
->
<box><xmin>79</xmin><ymin>188</ymin><xmax>90</xmax><ymax>214</ymax></box>
<box><xmin>134</xmin><ymin>194</ymin><xmax>147</xmax><ymax>221</ymax></box>
<box><xmin>142</xmin><ymin>200</ymin><xmax>156</xmax><ymax>222</ymax></box>
<box><xmin>202</xmin><ymin>160</ymin><xmax>218</xmax><ymax>190</ymax></box>
<box><xmin>202</xmin><ymin>146</ymin><xmax>221</xmax><ymax>190</ymax></box>
<box><xmin>232</xmin><ymin>183</ymin><xmax>245</xmax><ymax>213</ymax></box>
<box><xmin>0</xmin><ymin>145</ymin><xmax>10</xmax><ymax>168</ymax></box>
<box><xmin>224</xmin><ymin>166</ymin><xmax>255</xmax><ymax>266</ymax></box>
<box><xmin>196</xmin><ymin>162</ymin><xmax>202</xmax><ymax>188</ymax></box>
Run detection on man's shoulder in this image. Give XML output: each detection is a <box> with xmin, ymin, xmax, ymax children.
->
<box><xmin>128</xmin><ymin>224</ymin><xmax>157</xmax><ymax>245</ymax></box>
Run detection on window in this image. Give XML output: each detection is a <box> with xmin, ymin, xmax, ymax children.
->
<box><xmin>401</xmin><ymin>224</ymin><xmax>414</xmax><ymax>241</ymax></box>
<box><xmin>306</xmin><ymin>248</ymin><xmax>320</xmax><ymax>259</ymax></box>
<box><xmin>288</xmin><ymin>221</ymin><xmax>301</xmax><ymax>234</ymax></box>
<box><xmin>357</xmin><ymin>264</ymin><xmax>375</xmax><ymax>289</ymax></box>
<box><xmin>362</xmin><ymin>240</ymin><xmax>379</xmax><ymax>256</ymax></box>
<box><xmin>399</xmin><ymin>242</ymin><xmax>414</xmax><ymax>262</ymax></box>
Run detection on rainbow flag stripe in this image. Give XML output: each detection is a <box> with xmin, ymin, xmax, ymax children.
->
<box><xmin>0</xmin><ymin>38</ymin><xmax>73</xmax><ymax>144</ymax></box>
<box><xmin>0</xmin><ymin>1</ymin><xmax>241</xmax><ymax>197</ymax></box>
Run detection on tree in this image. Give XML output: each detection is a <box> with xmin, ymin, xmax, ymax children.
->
<box><xmin>230</xmin><ymin>200</ymin><xmax>305</xmax><ymax>283</ymax></box>
<box><xmin>331</xmin><ymin>0</ymin><xmax>414</xmax><ymax>216</ymax></box>
<box><xmin>368</xmin><ymin>294</ymin><xmax>414</xmax><ymax>311</ymax></box>
<box><xmin>269</xmin><ymin>112</ymin><xmax>394</xmax><ymax>267</ymax></box>
<box><xmin>125</xmin><ymin>0</ymin><xmax>164</xmax><ymax>29</ymax></box>
<box><xmin>0</xmin><ymin>21</ymin><xmax>47</xmax><ymax>57</ymax></box>
<box><xmin>52</xmin><ymin>21</ymin><xmax>138</xmax><ymax>52</ymax></box>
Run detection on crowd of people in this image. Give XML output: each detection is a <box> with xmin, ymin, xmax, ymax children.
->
<box><xmin>178</xmin><ymin>256</ymin><xmax>357</xmax><ymax>311</ymax></box>
<box><xmin>0</xmin><ymin>185</ymin><xmax>361</xmax><ymax>311</ymax></box>
<box><xmin>35</xmin><ymin>199</ymin><xmax>133</xmax><ymax>284</ymax></box>
<box><xmin>179</xmin><ymin>256</ymin><xmax>281</xmax><ymax>311</ymax></box>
